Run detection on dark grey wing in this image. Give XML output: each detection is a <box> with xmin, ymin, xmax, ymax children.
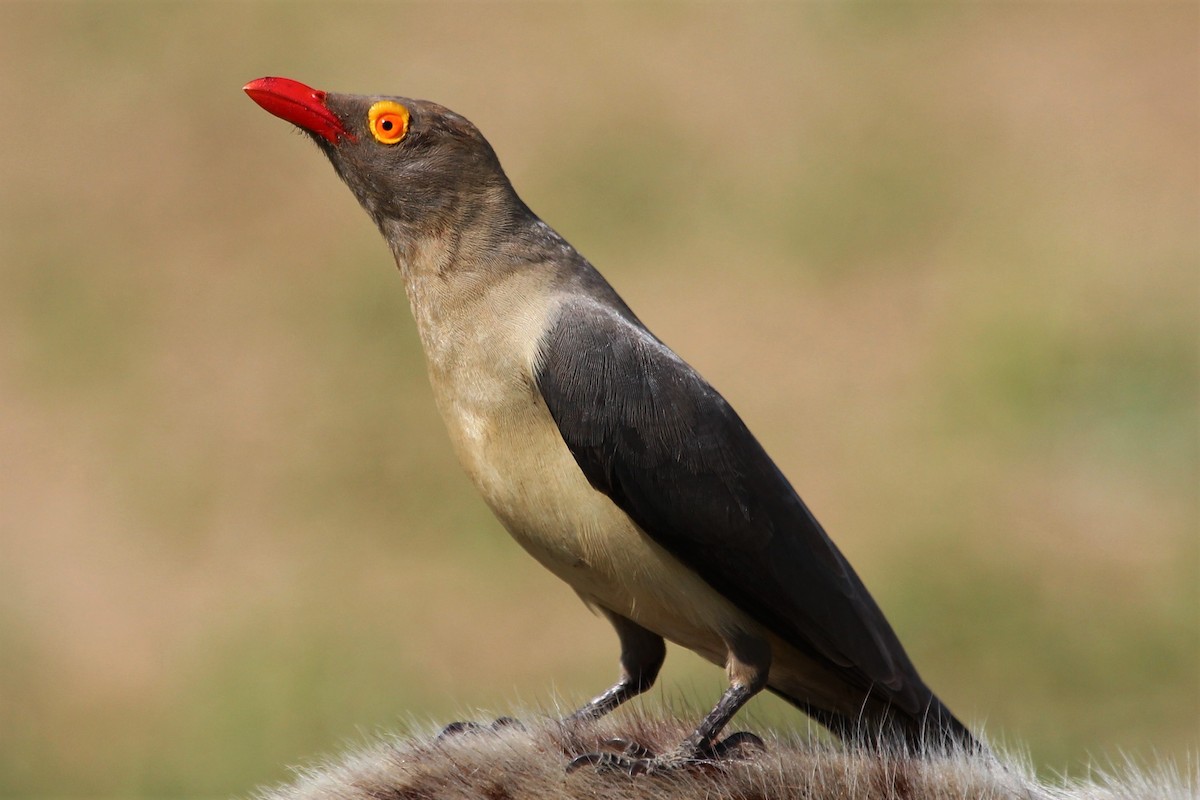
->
<box><xmin>535</xmin><ymin>297</ymin><xmax>926</xmax><ymax>708</ymax></box>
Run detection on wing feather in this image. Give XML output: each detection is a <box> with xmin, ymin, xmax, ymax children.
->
<box><xmin>535</xmin><ymin>299</ymin><xmax>924</xmax><ymax>705</ymax></box>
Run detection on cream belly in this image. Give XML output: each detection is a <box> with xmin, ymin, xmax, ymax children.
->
<box><xmin>406</xmin><ymin>270</ymin><xmax>754</xmax><ymax>665</ymax></box>
<box><xmin>441</xmin><ymin>364</ymin><xmax>750</xmax><ymax>662</ymax></box>
<box><xmin>466</xmin><ymin>388</ymin><xmax>746</xmax><ymax>656</ymax></box>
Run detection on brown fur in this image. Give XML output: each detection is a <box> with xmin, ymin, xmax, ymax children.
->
<box><xmin>256</xmin><ymin>710</ymin><xmax>1194</xmax><ymax>800</ymax></box>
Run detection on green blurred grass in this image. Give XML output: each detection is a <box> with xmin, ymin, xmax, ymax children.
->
<box><xmin>0</xmin><ymin>2</ymin><xmax>1196</xmax><ymax>796</ymax></box>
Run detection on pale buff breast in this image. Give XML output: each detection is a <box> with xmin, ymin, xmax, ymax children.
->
<box><xmin>401</xmin><ymin>265</ymin><xmax>753</xmax><ymax>662</ymax></box>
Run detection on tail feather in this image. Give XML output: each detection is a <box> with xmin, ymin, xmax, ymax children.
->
<box><xmin>768</xmin><ymin>686</ymin><xmax>984</xmax><ymax>755</ymax></box>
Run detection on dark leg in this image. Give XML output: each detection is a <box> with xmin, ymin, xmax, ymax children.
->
<box><xmin>678</xmin><ymin>630</ymin><xmax>771</xmax><ymax>757</ymax></box>
<box><xmin>568</xmin><ymin>630</ymin><xmax>771</xmax><ymax>774</ymax></box>
<box><xmin>567</xmin><ymin>609</ymin><xmax>666</xmax><ymax>723</ymax></box>
<box><xmin>678</xmin><ymin>683</ymin><xmax>760</xmax><ymax>755</ymax></box>
<box><xmin>444</xmin><ymin>611</ymin><xmax>661</xmax><ymax>744</ymax></box>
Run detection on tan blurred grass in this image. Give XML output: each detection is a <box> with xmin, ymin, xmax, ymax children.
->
<box><xmin>0</xmin><ymin>2</ymin><xmax>1196</xmax><ymax>796</ymax></box>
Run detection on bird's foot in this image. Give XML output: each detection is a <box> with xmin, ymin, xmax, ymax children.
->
<box><xmin>704</xmin><ymin>730</ymin><xmax>767</xmax><ymax>759</ymax></box>
<box><xmin>436</xmin><ymin>716</ymin><xmax>524</xmax><ymax>740</ymax></box>
<box><xmin>565</xmin><ymin>730</ymin><xmax>765</xmax><ymax>776</ymax></box>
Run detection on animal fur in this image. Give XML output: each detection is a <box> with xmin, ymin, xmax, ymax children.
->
<box><xmin>256</xmin><ymin>709</ymin><xmax>1194</xmax><ymax>800</ymax></box>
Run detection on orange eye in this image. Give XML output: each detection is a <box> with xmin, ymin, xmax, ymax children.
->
<box><xmin>368</xmin><ymin>100</ymin><xmax>409</xmax><ymax>145</ymax></box>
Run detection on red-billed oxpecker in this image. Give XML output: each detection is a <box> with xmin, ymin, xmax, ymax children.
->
<box><xmin>244</xmin><ymin>76</ymin><xmax>981</xmax><ymax>773</ymax></box>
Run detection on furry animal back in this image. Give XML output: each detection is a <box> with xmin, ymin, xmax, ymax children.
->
<box><xmin>257</xmin><ymin>710</ymin><xmax>1195</xmax><ymax>800</ymax></box>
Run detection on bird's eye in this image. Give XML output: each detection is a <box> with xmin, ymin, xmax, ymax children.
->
<box><xmin>368</xmin><ymin>101</ymin><xmax>409</xmax><ymax>145</ymax></box>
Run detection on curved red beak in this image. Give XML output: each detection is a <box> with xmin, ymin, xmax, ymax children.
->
<box><xmin>244</xmin><ymin>76</ymin><xmax>356</xmax><ymax>144</ymax></box>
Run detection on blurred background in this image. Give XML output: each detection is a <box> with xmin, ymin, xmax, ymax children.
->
<box><xmin>0</xmin><ymin>2</ymin><xmax>1196</xmax><ymax>796</ymax></box>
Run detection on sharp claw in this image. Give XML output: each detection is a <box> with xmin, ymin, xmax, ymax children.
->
<box><xmin>705</xmin><ymin>730</ymin><xmax>766</xmax><ymax>759</ymax></box>
<box><xmin>599</xmin><ymin>737</ymin><xmax>655</xmax><ymax>758</ymax></box>
<box><xmin>564</xmin><ymin>752</ymin><xmax>598</xmax><ymax>773</ymax></box>
<box><xmin>566</xmin><ymin>731</ymin><xmax>766</xmax><ymax>775</ymax></box>
<box><xmin>625</xmin><ymin>759</ymin><xmax>652</xmax><ymax>777</ymax></box>
<box><xmin>438</xmin><ymin>716</ymin><xmax>524</xmax><ymax>740</ymax></box>
<box><xmin>437</xmin><ymin>720</ymin><xmax>485</xmax><ymax>739</ymax></box>
<box><xmin>491</xmin><ymin>716</ymin><xmax>525</xmax><ymax>731</ymax></box>
<box><xmin>566</xmin><ymin>751</ymin><xmax>655</xmax><ymax>776</ymax></box>
<box><xmin>567</xmin><ymin>752</ymin><xmax>617</xmax><ymax>773</ymax></box>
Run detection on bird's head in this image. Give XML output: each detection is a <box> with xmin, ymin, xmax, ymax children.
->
<box><xmin>244</xmin><ymin>76</ymin><xmax>521</xmax><ymax>247</ymax></box>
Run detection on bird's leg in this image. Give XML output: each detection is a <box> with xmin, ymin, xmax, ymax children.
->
<box><xmin>568</xmin><ymin>632</ymin><xmax>770</xmax><ymax>775</ymax></box>
<box><xmin>672</xmin><ymin>632</ymin><xmax>771</xmax><ymax>761</ymax></box>
<box><xmin>567</xmin><ymin>610</ymin><xmax>666</xmax><ymax>723</ymax></box>
<box><xmin>676</xmin><ymin>683</ymin><xmax>763</xmax><ymax>758</ymax></box>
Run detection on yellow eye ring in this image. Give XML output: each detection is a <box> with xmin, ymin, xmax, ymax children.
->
<box><xmin>368</xmin><ymin>100</ymin><xmax>409</xmax><ymax>145</ymax></box>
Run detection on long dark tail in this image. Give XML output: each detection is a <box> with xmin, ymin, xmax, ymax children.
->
<box><xmin>769</xmin><ymin>687</ymin><xmax>985</xmax><ymax>755</ymax></box>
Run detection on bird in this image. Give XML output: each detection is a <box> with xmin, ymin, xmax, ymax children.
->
<box><xmin>243</xmin><ymin>76</ymin><xmax>981</xmax><ymax>772</ymax></box>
